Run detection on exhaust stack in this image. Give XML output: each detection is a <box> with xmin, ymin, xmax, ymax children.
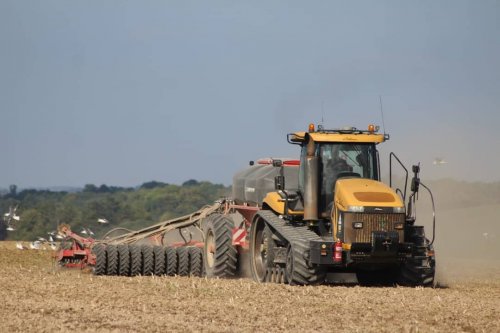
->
<box><xmin>303</xmin><ymin>138</ymin><xmax>318</xmax><ymax>221</ymax></box>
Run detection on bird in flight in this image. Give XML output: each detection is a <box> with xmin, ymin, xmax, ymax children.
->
<box><xmin>3</xmin><ymin>205</ymin><xmax>20</xmax><ymax>231</ymax></box>
<box><xmin>433</xmin><ymin>158</ymin><xmax>448</xmax><ymax>165</ymax></box>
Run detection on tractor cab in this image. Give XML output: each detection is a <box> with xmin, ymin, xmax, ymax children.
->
<box><xmin>288</xmin><ymin>124</ymin><xmax>388</xmax><ymax>221</ymax></box>
<box><xmin>314</xmin><ymin>142</ymin><xmax>379</xmax><ymax>217</ymax></box>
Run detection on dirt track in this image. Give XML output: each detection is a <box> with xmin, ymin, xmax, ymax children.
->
<box><xmin>0</xmin><ymin>242</ymin><xmax>499</xmax><ymax>333</ymax></box>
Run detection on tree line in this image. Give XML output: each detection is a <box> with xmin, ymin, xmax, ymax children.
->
<box><xmin>0</xmin><ymin>180</ymin><xmax>230</xmax><ymax>241</ymax></box>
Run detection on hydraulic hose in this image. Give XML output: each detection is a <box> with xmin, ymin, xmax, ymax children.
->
<box><xmin>419</xmin><ymin>182</ymin><xmax>436</xmax><ymax>246</ymax></box>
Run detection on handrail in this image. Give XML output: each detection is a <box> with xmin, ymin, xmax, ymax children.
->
<box><xmin>389</xmin><ymin>152</ymin><xmax>409</xmax><ymax>202</ymax></box>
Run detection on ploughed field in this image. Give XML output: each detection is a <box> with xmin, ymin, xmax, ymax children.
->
<box><xmin>1</xmin><ymin>241</ymin><xmax>499</xmax><ymax>333</ymax></box>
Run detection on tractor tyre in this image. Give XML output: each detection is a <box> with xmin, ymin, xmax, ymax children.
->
<box><xmin>105</xmin><ymin>245</ymin><xmax>118</xmax><ymax>276</ymax></box>
<box><xmin>177</xmin><ymin>247</ymin><xmax>190</xmax><ymax>276</ymax></box>
<box><xmin>141</xmin><ymin>245</ymin><xmax>154</xmax><ymax>276</ymax></box>
<box><xmin>92</xmin><ymin>244</ymin><xmax>107</xmax><ymax>276</ymax></box>
<box><xmin>129</xmin><ymin>244</ymin><xmax>142</xmax><ymax>276</ymax></box>
<box><xmin>153</xmin><ymin>246</ymin><xmax>166</xmax><ymax>276</ymax></box>
<box><xmin>165</xmin><ymin>247</ymin><xmax>177</xmax><ymax>276</ymax></box>
<box><xmin>117</xmin><ymin>244</ymin><xmax>130</xmax><ymax>276</ymax></box>
<box><xmin>188</xmin><ymin>247</ymin><xmax>203</xmax><ymax>277</ymax></box>
<box><xmin>203</xmin><ymin>213</ymin><xmax>238</xmax><ymax>278</ymax></box>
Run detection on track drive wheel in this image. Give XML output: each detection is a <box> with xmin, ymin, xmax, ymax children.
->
<box><xmin>203</xmin><ymin>214</ymin><xmax>238</xmax><ymax>278</ymax></box>
<box><xmin>117</xmin><ymin>244</ymin><xmax>130</xmax><ymax>276</ymax></box>
<box><xmin>92</xmin><ymin>243</ymin><xmax>107</xmax><ymax>276</ymax></box>
<box><xmin>249</xmin><ymin>217</ymin><xmax>275</xmax><ymax>283</ymax></box>
<box><xmin>105</xmin><ymin>245</ymin><xmax>118</xmax><ymax>276</ymax></box>
<box><xmin>285</xmin><ymin>242</ymin><xmax>325</xmax><ymax>286</ymax></box>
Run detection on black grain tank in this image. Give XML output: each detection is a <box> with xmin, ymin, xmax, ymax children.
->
<box><xmin>232</xmin><ymin>158</ymin><xmax>299</xmax><ymax>205</ymax></box>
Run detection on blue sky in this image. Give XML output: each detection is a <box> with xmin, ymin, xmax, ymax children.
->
<box><xmin>1</xmin><ymin>1</ymin><xmax>499</xmax><ymax>188</ymax></box>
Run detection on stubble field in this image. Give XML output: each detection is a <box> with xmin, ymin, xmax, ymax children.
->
<box><xmin>0</xmin><ymin>242</ymin><xmax>499</xmax><ymax>333</ymax></box>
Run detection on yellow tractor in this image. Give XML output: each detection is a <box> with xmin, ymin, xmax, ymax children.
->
<box><xmin>228</xmin><ymin>123</ymin><xmax>435</xmax><ymax>286</ymax></box>
<box><xmin>82</xmin><ymin>123</ymin><xmax>435</xmax><ymax>287</ymax></box>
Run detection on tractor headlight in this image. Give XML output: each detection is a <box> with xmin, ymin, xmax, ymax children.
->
<box><xmin>353</xmin><ymin>222</ymin><xmax>363</xmax><ymax>229</ymax></box>
<box><xmin>394</xmin><ymin>222</ymin><xmax>404</xmax><ymax>230</ymax></box>
<box><xmin>393</xmin><ymin>206</ymin><xmax>405</xmax><ymax>213</ymax></box>
<box><xmin>347</xmin><ymin>205</ymin><xmax>365</xmax><ymax>213</ymax></box>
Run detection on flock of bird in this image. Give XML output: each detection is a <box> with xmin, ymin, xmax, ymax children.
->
<box><xmin>3</xmin><ymin>205</ymin><xmax>109</xmax><ymax>251</ymax></box>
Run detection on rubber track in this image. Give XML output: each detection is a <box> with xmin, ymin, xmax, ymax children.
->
<box><xmin>165</xmin><ymin>247</ymin><xmax>177</xmax><ymax>276</ymax></box>
<box><xmin>92</xmin><ymin>244</ymin><xmax>107</xmax><ymax>276</ymax></box>
<box><xmin>153</xmin><ymin>246</ymin><xmax>166</xmax><ymax>276</ymax></box>
<box><xmin>399</xmin><ymin>261</ymin><xmax>435</xmax><ymax>286</ymax></box>
<box><xmin>141</xmin><ymin>245</ymin><xmax>154</xmax><ymax>276</ymax></box>
<box><xmin>177</xmin><ymin>247</ymin><xmax>190</xmax><ymax>276</ymax></box>
<box><xmin>129</xmin><ymin>244</ymin><xmax>142</xmax><ymax>276</ymax></box>
<box><xmin>188</xmin><ymin>247</ymin><xmax>203</xmax><ymax>277</ymax></box>
<box><xmin>398</xmin><ymin>239</ymin><xmax>435</xmax><ymax>287</ymax></box>
<box><xmin>105</xmin><ymin>245</ymin><xmax>118</xmax><ymax>276</ymax></box>
<box><xmin>117</xmin><ymin>244</ymin><xmax>130</xmax><ymax>276</ymax></box>
<box><xmin>203</xmin><ymin>214</ymin><xmax>238</xmax><ymax>278</ymax></box>
<box><xmin>257</xmin><ymin>210</ymin><xmax>325</xmax><ymax>285</ymax></box>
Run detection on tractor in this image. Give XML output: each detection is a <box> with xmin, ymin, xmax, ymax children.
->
<box><xmin>59</xmin><ymin>123</ymin><xmax>436</xmax><ymax>287</ymax></box>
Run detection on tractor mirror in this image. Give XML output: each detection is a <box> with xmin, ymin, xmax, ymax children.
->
<box><xmin>275</xmin><ymin>175</ymin><xmax>285</xmax><ymax>190</ymax></box>
<box><xmin>272</xmin><ymin>159</ymin><xmax>283</xmax><ymax>167</ymax></box>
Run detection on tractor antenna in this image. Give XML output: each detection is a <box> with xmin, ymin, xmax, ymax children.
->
<box><xmin>379</xmin><ymin>95</ymin><xmax>386</xmax><ymax>134</ymax></box>
<box><xmin>321</xmin><ymin>100</ymin><xmax>325</xmax><ymax>126</ymax></box>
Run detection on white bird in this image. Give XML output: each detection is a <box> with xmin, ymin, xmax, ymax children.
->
<box><xmin>30</xmin><ymin>241</ymin><xmax>41</xmax><ymax>250</ymax></box>
<box><xmin>97</xmin><ymin>218</ymin><xmax>109</xmax><ymax>224</ymax></box>
<box><xmin>49</xmin><ymin>235</ymin><xmax>54</xmax><ymax>242</ymax></box>
<box><xmin>3</xmin><ymin>205</ymin><xmax>20</xmax><ymax>230</ymax></box>
<box><xmin>433</xmin><ymin>158</ymin><xmax>448</xmax><ymax>165</ymax></box>
<box><xmin>38</xmin><ymin>237</ymin><xmax>48</xmax><ymax>242</ymax></box>
<box><xmin>50</xmin><ymin>243</ymin><xmax>57</xmax><ymax>250</ymax></box>
<box><xmin>16</xmin><ymin>242</ymin><xmax>24</xmax><ymax>250</ymax></box>
<box><xmin>81</xmin><ymin>228</ymin><xmax>88</xmax><ymax>235</ymax></box>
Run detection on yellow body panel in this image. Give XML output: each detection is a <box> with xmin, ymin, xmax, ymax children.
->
<box><xmin>262</xmin><ymin>192</ymin><xmax>303</xmax><ymax>215</ymax></box>
<box><xmin>290</xmin><ymin>132</ymin><xmax>386</xmax><ymax>143</ymax></box>
<box><xmin>334</xmin><ymin>178</ymin><xmax>404</xmax><ymax>210</ymax></box>
<box><xmin>332</xmin><ymin>178</ymin><xmax>404</xmax><ymax>241</ymax></box>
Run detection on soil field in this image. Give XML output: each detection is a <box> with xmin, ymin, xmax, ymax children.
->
<box><xmin>0</xmin><ymin>242</ymin><xmax>499</xmax><ymax>333</ymax></box>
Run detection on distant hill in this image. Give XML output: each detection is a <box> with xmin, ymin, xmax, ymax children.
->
<box><xmin>1</xmin><ymin>178</ymin><xmax>499</xmax><ymax>242</ymax></box>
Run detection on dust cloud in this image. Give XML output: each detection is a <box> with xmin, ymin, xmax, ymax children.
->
<box><xmin>414</xmin><ymin>180</ymin><xmax>500</xmax><ymax>286</ymax></box>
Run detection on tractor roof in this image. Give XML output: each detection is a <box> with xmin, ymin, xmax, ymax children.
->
<box><xmin>288</xmin><ymin>125</ymin><xmax>389</xmax><ymax>144</ymax></box>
